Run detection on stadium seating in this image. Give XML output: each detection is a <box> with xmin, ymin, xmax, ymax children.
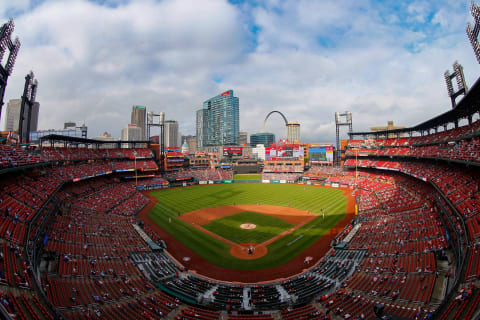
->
<box><xmin>1</xmin><ymin>118</ymin><xmax>480</xmax><ymax>320</ymax></box>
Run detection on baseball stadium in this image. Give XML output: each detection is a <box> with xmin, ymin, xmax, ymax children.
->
<box><xmin>1</xmin><ymin>4</ymin><xmax>480</xmax><ymax>320</ymax></box>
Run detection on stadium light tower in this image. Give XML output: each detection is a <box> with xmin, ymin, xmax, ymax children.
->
<box><xmin>147</xmin><ymin>111</ymin><xmax>165</xmax><ymax>173</ymax></box>
<box><xmin>0</xmin><ymin>19</ymin><xmax>21</xmax><ymax>122</ymax></box>
<box><xmin>444</xmin><ymin>61</ymin><xmax>468</xmax><ymax>109</ymax></box>
<box><xmin>467</xmin><ymin>1</ymin><xmax>480</xmax><ymax>63</ymax></box>
<box><xmin>18</xmin><ymin>71</ymin><xmax>38</xmax><ymax>144</ymax></box>
<box><xmin>335</xmin><ymin>111</ymin><xmax>352</xmax><ymax>166</ymax></box>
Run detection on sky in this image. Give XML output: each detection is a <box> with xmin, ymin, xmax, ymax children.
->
<box><xmin>0</xmin><ymin>0</ymin><xmax>479</xmax><ymax>144</ymax></box>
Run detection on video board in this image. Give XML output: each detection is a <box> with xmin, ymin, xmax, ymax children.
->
<box><xmin>223</xmin><ymin>147</ymin><xmax>242</xmax><ymax>156</ymax></box>
<box><xmin>265</xmin><ymin>145</ymin><xmax>304</xmax><ymax>161</ymax></box>
<box><xmin>309</xmin><ymin>146</ymin><xmax>334</xmax><ymax>164</ymax></box>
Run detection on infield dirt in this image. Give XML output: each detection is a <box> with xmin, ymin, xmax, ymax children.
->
<box><xmin>138</xmin><ymin>187</ymin><xmax>355</xmax><ymax>283</ymax></box>
<box><xmin>178</xmin><ymin>205</ymin><xmax>316</xmax><ymax>259</ymax></box>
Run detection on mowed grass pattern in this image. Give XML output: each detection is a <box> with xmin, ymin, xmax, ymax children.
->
<box><xmin>148</xmin><ymin>184</ymin><xmax>347</xmax><ymax>270</ymax></box>
<box><xmin>203</xmin><ymin>211</ymin><xmax>294</xmax><ymax>244</ymax></box>
<box><xmin>150</xmin><ymin>184</ymin><xmax>343</xmax><ymax>215</ymax></box>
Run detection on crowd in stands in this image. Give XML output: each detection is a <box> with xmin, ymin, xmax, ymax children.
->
<box><xmin>345</xmin><ymin>119</ymin><xmax>480</xmax><ymax>163</ymax></box>
<box><xmin>1</xmin><ymin>146</ymin><xmax>155</xmax><ymax>170</ymax></box>
<box><xmin>164</xmin><ymin>168</ymin><xmax>233</xmax><ymax>181</ymax></box>
<box><xmin>304</xmin><ymin>166</ymin><xmax>344</xmax><ymax>176</ymax></box>
<box><xmin>342</xmin><ymin>119</ymin><xmax>480</xmax><ymax>319</ymax></box>
<box><xmin>344</xmin><ymin>159</ymin><xmax>480</xmax><ymax>225</ymax></box>
<box><xmin>1</xmin><ymin>121</ymin><xmax>480</xmax><ymax>320</ymax></box>
<box><xmin>261</xmin><ymin>173</ymin><xmax>302</xmax><ymax>181</ymax></box>
<box><xmin>40</xmin><ymin>147</ymin><xmax>153</xmax><ymax>163</ymax></box>
<box><xmin>0</xmin><ymin>144</ymin><xmax>43</xmax><ymax>169</ymax></box>
<box><xmin>38</xmin><ymin>176</ymin><xmax>176</xmax><ymax>319</ymax></box>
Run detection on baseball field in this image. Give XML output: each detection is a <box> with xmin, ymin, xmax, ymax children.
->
<box><xmin>146</xmin><ymin>183</ymin><xmax>348</xmax><ymax>271</ymax></box>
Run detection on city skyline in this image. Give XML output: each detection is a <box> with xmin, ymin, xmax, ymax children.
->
<box><xmin>0</xmin><ymin>0</ymin><xmax>479</xmax><ymax>144</ymax></box>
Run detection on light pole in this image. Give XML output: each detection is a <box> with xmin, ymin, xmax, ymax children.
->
<box><xmin>133</xmin><ymin>150</ymin><xmax>138</xmax><ymax>188</ymax></box>
<box><xmin>355</xmin><ymin>148</ymin><xmax>358</xmax><ymax>190</ymax></box>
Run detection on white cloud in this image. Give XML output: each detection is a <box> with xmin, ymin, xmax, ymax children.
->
<box><xmin>0</xmin><ymin>0</ymin><xmax>478</xmax><ymax>145</ymax></box>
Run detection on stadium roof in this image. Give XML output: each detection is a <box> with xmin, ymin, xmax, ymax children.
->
<box><xmin>349</xmin><ymin>76</ymin><xmax>480</xmax><ymax>138</ymax></box>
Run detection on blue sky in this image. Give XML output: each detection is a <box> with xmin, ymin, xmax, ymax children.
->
<box><xmin>0</xmin><ymin>0</ymin><xmax>478</xmax><ymax>143</ymax></box>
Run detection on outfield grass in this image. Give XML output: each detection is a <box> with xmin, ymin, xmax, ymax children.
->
<box><xmin>203</xmin><ymin>211</ymin><xmax>294</xmax><ymax>244</ymax></box>
<box><xmin>233</xmin><ymin>174</ymin><xmax>262</xmax><ymax>180</ymax></box>
<box><xmin>147</xmin><ymin>184</ymin><xmax>347</xmax><ymax>270</ymax></box>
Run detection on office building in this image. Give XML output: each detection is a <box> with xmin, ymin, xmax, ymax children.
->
<box><xmin>121</xmin><ymin>124</ymin><xmax>142</xmax><ymax>148</ymax></box>
<box><xmin>370</xmin><ymin>121</ymin><xmax>405</xmax><ymax>138</ymax></box>
<box><xmin>4</xmin><ymin>98</ymin><xmax>40</xmax><ymax>138</ymax></box>
<box><xmin>239</xmin><ymin>131</ymin><xmax>248</xmax><ymax>146</ymax></box>
<box><xmin>164</xmin><ymin>120</ymin><xmax>179</xmax><ymax>148</ymax></box>
<box><xmin>252</xmin><ymin>144</ymin><xmax>266</xmax><ymax>160</ymax></box>
<box><xmin>196</xmin><ymin>109</ymin><xmax>208</xmax><ymax>149</ymax></box>
<box><xmin>186</xmin><ymin>136</ymin><xmax>197</xmax><ymax>154</ymax></box>
<box><xmin>131</xmin><ymin>105</ymin><xmax>146</xmax><ymax>140</ymax></box>
<box><xmin>64</xmin><ymin>122</ymin><xmax>76</xmax><ymax>129</ymax></box>
<box><xmin>250</xmin><ymin>132</ymin><xmax>275</xmax><ymax>147</ymax></box>
<box><xmin>197</xmin><ymin>90</ymin><xmax>239</xmax><ymax>147</ymax></box>
<box><xmin>286</xmin><ymin>121</ymin><xmax>300</xmax><ymax>143</ymax></box>
<box><xmin>95</xmin><ymin>132</ymin><xmax>115</xmax><ymax>148</ymax></box>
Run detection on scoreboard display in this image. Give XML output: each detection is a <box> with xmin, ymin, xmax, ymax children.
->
<box><xmin>223</xmin><ymin>147</ymin><xmax>242</xmax><ymax>156</ymax></box>
<box><xmin>265</xmin><ymin>145</ymin><xmax>304</xmax><ymax>161</ymax></box>
<box><xmin>309</xmin><ymin>146</ymin><xmax>334</xmax><ymax>164</ymax></box>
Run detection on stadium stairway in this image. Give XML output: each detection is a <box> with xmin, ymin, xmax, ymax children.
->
<box><xmin>341</xmin><ymin>223</ymin><xmax>361</xmax><ymax>243</ymax></box>
<box><xmin>165</xmin><ymin>304</ymin><xmax>189</xmax><ymax>319</ymax></box>
<box><xmin>202</xmin><ymin>285</ymin><xmax>219</xmax><ymax>304</ymax></box>
<box><xmin>275</xmin><ymin>285</ymin><xmax>291</xmax><ymax>306</ymax></box>
<box><xmin>243</xmin><ymin>287</ymin><xmax>251</xmax><ymax>310</ymax></box>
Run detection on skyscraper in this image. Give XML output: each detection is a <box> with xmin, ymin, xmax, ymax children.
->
<box><xmin>121</xmin><ymin>124</ymin><xmax>142</xmax><ymax>148</ymax></box>
<box><xmin>198</xmin><ymin>90</ymin><xmax>239</xmax><ymax>147</ymax></box>
<box><xmin>185</xmin><ymin>136</ymin><xmax>197</xmax><ymax>154</ymax></box>
<box><xmin>286</xmin><ymin>121</ymin><xmax>300</xmax><ymax>143</ymax></box>
<box><xmin>239</xmin><ymin>131</ymin><xmax>248</xmax><ymax>146</ymax></box>
<box><xmin>250</xmin><ymin>132</ymin><xmax>275</xmax><ymax>147</ymax></box>
<box><xmin>4</xmin><ymin>98</ymin><xmax>40</xmax><ymax>137</ymax></box>
<box><xmin>131</xmin><ymin>105</ymin><xmax>146</xmax><ymax>140</ymax></box>
<box><xmin>164</xmin><ymin>120</ymin><xmax>179</xmax><ymax>148</ymax></box>
<box><xmin>196</xmin><ymin>109</ymin><xmax>208</xmax><ymax>149</ymax></box>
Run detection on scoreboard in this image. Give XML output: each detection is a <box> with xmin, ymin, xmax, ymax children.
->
<box><xmin>223</xmin><ymin>147</ymin><xmax>242</xmax><ymax>156</ymax></box>
<box><xmin>309</xmin><ymin>146</ymin><xmax>334</xmax><ymax>164</ymax></box>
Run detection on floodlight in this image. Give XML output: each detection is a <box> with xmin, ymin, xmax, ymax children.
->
<box><xmin>444</xmin><ymin>71</ymin><xmax>454</xmax><ymax>95</ymax></box>
<box><xmin>31</xmin><ymin>80</ymin><xmax>38</xmax><ymax>102</ymax></box>
<box><xmin>445</xmin><ymin>61</ymin><xmax>468</xmax><ymax>108</ymax></box>
<box><xmin>5</xmin><ymin>37</ymin><xmax>20</xmax><ymax>75</ymax></box>
<box><xmin>159</xmin><ymin>112</ymin><xmax>165</xmax><ymax>125</ymax></box>
<box><xmin>454</xmin><ymin>62</ymin><xmax>467</xmax><ymax>92</ymax></box>
<box><xmin>4</xmin><ymin>19</ymin><xmax>14</xmax><ymax>37</ymax></box>
<box><xmin>467</xmin><ymin>2</ymin><xmax>480</xmax><ymax>63</ymax></box>
<box><xmin>472</xmin><ymin>1</ymin><xmax>480</xmax><ymax>22</ymax></box>
<box><xmin>0</xmin><ymin>19</ymin><xmax>20</xmax><ymax>126</ymax></box>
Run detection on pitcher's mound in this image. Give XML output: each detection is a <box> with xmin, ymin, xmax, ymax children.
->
<box><xmin>240</xmin><ymin>223</ymin><xmax>256</xmax><ymax>230</ymax></box>
<box><xmin>230</xmin><ymin>243</ymin><xmax>268</xmax><ymax>260</ymax></box>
